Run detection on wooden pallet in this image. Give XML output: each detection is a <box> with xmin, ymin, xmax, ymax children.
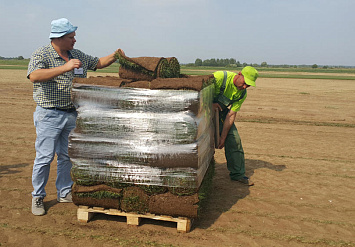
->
<box><xmin>77</xmin><ymin>205</ymin><xmax>192</xmax><ymax>233</ymax></box>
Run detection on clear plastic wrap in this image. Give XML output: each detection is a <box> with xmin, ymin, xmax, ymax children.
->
<box><xmin>70</xmin><ymin>84</ymin><xmax>215</xmax><ymax>189</ymax></box>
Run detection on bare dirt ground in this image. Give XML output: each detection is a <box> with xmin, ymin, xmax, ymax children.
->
<box><xmin>1</xmin><ymin>70</ymin><xmax>354</xmax><ymax>247</ymax></box>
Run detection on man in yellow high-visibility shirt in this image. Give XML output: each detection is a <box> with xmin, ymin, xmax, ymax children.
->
<box><xmin>213</xmin><ymin>66</ymin><xmax>258</xmax><ymax>186</ymax></box>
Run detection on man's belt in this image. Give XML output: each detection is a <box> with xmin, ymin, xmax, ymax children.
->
<box><xmin>45</xmin><ymin>107</ymin><xmax>76</xmax><ymax>113</ymax></box>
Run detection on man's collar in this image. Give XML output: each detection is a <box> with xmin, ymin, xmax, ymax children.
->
<box><xmin>48</xmin><ymin>43</ymin><xmax>72</xmax><ymax>59</ymax></box>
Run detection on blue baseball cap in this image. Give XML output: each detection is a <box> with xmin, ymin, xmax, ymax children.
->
<box><xmin>49</xmin><ymin>18</ymin><xmax>77</xmax><ymax>39</ymax></box>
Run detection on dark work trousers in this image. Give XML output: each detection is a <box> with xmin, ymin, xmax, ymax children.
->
<box><xmin>219</xmin><ymin>109</ymin><xmax>246</xmax><ymax>180</ymax></box>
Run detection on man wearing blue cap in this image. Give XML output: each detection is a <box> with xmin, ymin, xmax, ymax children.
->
<box><xmin>213</xmin><ymin>67</ymin><xmax>258</xmax><ymax>186</ymax></box>
<box><xmin>27</xmin><ymin>18</ymin><xmax>125</xmax><ymax>216</ymax></box>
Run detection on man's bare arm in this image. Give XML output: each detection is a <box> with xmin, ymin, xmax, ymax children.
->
<box><xmin>218</xmin><ymin>110</ymin><xmax>237</xmax><ymax>149</ymax></box>
<box><xmin>29</xmin><ymin>59</ymin><xmax>82</xmax><ymax>83</ymax></box>
<box><xmin>96</xmin><ymin>49</ymin><xmax>125</xmax><ymax>69</ymax></box>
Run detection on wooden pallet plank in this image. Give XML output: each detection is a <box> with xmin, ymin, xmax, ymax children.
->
<box><xmin>77</xmin><ymin>206</ymin><xmax>94</xmax><ymax>223</ymax></box>
<box><xmin>76</xmin><ymin>206</ymin><xmax>192</xmax><ymax>233</ymax></box>
<box><xmin>177</xmin><ymin>218</ymin><xmax>191</xmax><ymax>233</ymax></box>
<box><xmin>126</xmin><ymin>216</ymin><xmax>141</xmax><ymax>225</ymax></box>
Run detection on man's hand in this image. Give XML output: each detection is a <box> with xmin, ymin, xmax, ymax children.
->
<box><xmin>65</xmin><ymin>59</ymin><xmax>82</xmax><ymax>71</ymax></box>
<box><xmin>217</xmin><ymin>110</ymin><xmax>237</xmax><ymax>150</ymax></box>
<box><xmin>217</xmin><ymin>138</ymin><xmax>225</xmax><ymax>149</ymax></box>
<box><xmin>97</xmin><ymin>49</ymin><xmax>125</xmax><ymax>69</ymax></box>
<box><xmin>116</xmin><ymin>49</ymin><xmax>125</xmax><ymax>56</ymax></box>
<box><xmin>213</xmin><ymin>103</ymin><xmax>222</xmax><ymax>112</ymax></box>
<box><xmin>28</xmin><ymin>59</ymin><xmax>82</xmax><ymax>83</ymax></box>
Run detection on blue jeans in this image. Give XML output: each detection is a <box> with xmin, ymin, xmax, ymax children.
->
<box><xmin>32</xmin><ymin>106</ymin><xmax>77</xmax><ymax>198</ymax></box>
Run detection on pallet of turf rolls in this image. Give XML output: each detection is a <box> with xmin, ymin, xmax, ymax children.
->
<box><xmin>69</xmin><ymin>54</ymin><xmax>216</xmax><ymax>232</ymax></box>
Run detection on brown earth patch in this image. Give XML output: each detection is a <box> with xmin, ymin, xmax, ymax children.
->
<box><xmin>0</xmin><ymin>69</ymin><xmax>354</xmax><ymax>247</ymax></box>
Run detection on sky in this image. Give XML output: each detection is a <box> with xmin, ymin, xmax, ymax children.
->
<box><xmin>0</xmin><ymin>0</ymin><xmax>354</xmax><ymax>66</ymax></box>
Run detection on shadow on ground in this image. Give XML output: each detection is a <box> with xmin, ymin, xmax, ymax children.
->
<box><xmin>0</xmin><ymin>163</ymin><xmax>29</xmax><ymax>177</ymax></box>
<box><xmin>194</xmin><ymin>158</ymin><xmax>286</xmax><ymax>230</ymax></box>
<box><xmin>44</xmin><ymin>199</ymin><xmax>60</xmax><ymax>213</ymax></box>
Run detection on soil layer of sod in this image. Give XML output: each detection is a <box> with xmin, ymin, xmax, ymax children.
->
<box><xmin>73</xmin><ymin>74</ymin><xmax>214</xmax><ymax>91</ymax></box>
<box><xmin>71</xmin><ymin>159</ymin><xmax>215</xmax><ymax>218</ymax></box>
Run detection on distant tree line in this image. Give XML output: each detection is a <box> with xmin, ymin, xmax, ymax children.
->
<box><xmin>191</xmin><ymin>58</ymin><xmax>268</xmax><ymax>68</ymax></box>
<box><xmin>0</xmin><ymin>56</ymin><xmax>25</xmax><ymax>60</ymax></box>
<box><xmin>186</xmin><ymin>58</ymin><xmax>350</xmax><ymax>69</ymax></box>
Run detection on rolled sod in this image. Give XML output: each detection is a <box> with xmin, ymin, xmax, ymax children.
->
<box><xmin>115</xmin><ymin>50</ymin><xmax>180</xmax><ymax>80</ymax></box>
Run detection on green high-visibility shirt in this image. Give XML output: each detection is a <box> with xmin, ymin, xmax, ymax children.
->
<box><xmin>213</xmin><ymin>71</ymin><xmax>247</xmax><ymax>112</ymax></box>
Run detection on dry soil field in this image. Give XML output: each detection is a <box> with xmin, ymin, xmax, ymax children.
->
<box><xmin>0</xmin><ymin>69</ymin><xmax>354</xmax><ymax>247</ymax></box>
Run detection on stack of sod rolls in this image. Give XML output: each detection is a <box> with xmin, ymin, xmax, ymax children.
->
<box><xmin>69</xmin><ymin>75</ymin><xmax>216</xmax><ymax>218</ymax></box>
<box><xmin>115</xmin><ymin>50</ymin><xmax>181</xmax><ymax>81</ymax></box>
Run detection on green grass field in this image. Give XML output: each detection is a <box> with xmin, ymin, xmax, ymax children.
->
<box><xmin>1</xmin><ymin>59</ymin><xmax>354</xmax><ymax>80</ymax></box>
<box><xmin>180</xmin><ymin>66</ymin><xmax>355</xmax><ymax>80</ymax></box>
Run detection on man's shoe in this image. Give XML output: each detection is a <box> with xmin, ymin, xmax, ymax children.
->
<box><xmin>233</xmin><ymin>176</ymin><xmax>254</xmax><ymax>186</ymax></box>
<box><xmin>57</xmin><ymin>192</ymin><xmax>72</xmax><ymax>203</ymax></box>
<box><xmin>32</xmin><ymin>197</ymin><xmax>45</xmax><ymax>216</ymax></box>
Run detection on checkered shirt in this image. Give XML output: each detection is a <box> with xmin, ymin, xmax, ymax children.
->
<box><xmin>27</xmin><ymin>44</ymin><xmax>99</xmax><ymax>109</ymax></box>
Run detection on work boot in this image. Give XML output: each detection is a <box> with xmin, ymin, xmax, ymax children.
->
<box><xmin>233</xmin><ymin>176</ymin><xmax>254</xmax><ymax>186</ymax></box>
<box><xmin>32</xmin><ymin>197</ymin><xmax>45</xmax><ymax>216</ymax></box>
<box><xmin>57</xmin><ymin>192</ymin><xmax>72</xmax><ymax>203</ymax></box>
